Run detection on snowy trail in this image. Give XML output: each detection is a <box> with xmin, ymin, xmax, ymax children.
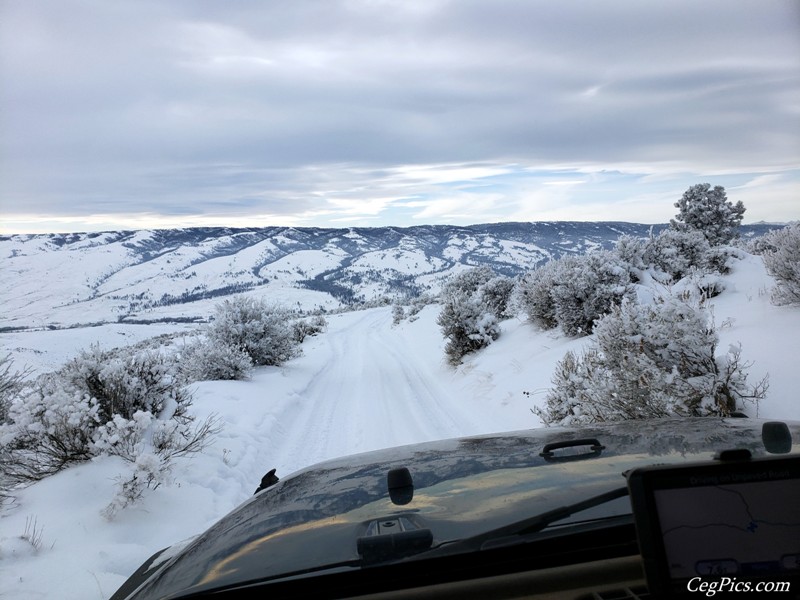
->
<box><xmin>183</xmin><ymin>306</ymin><xmax>498</xmax><ymax>508</ymax></box>
<box><xmin>267</xmin><ymin>308</ymin><xmax>485</xmax><ymax>476</ymax></box>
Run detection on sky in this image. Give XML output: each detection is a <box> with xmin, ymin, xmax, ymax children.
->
<box><xmin>1</xmin><ymin>0</ymin><xmax>798</xmax><ymax>234</ymax></box>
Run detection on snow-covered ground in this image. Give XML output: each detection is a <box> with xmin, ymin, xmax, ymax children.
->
<box><xmin>0</xmin><ymin>253</ymin><xmax>798</xmax><ymax>599</ymax></box>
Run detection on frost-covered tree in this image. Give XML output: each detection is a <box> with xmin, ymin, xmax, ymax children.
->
<box><xmin>534</xmin><ymin>297</ymin><xmax>768</xmax><ymax>426</ymax></box>
<box><xmin>671</xmin><ymin>183</ymin><xmax>745</xmax><ymax>245</ymax></box>
<box><xmin>207</xmin><ymin>296</ymin><xmax>300</xmax><ymax>366</ymax></box>
<box><xmin>761</xmin><ymin>223</ymin><xmax>800</xmax><ymax>305</ymax></box>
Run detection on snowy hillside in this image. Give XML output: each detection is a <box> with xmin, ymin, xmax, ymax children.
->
<box><xmin>3</xmin><ymin>222</ymin><xmax>754</xmax><ymax>330</ymax></box>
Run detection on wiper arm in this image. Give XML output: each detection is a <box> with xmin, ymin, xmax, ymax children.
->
<box><xmin>415</xmin><ymin>485</ymin><xmax>630</xmax><ymax>558</ymax></box>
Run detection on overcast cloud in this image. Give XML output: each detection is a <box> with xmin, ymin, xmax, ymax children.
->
<box><xmin>1</xmin><ymin>0</ymin><xmax>798</xmax><ymax>233</ymax></box>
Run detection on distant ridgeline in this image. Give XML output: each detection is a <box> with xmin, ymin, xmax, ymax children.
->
<box><xmin>0</xmin><ymin>222</ymin><xmax>781</xmax><ymax>329</ymax></box>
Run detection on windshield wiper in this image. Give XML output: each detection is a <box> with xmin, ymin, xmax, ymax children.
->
<box><xmin>413</xmin><ymin>485</ymin><xmax>630</xmax><ymax>559</ymax></box>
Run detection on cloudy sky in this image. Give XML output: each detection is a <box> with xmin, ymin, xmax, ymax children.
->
<box><xmin>1</xmin><ymin>0</ymin><xmax>798</xmax><ymax>234</ymax></box>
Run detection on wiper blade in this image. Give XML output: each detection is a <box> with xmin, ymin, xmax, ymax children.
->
<box><xmin>415</xmin><ymin>485</ymin><xmax>630</xmax><ymax>558</ymax></box>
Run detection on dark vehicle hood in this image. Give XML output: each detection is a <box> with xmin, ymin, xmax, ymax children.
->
<box><xmin>122</xmin><ymin>417</ymin><xmax>800</xmax><ymax>599</ymax></box>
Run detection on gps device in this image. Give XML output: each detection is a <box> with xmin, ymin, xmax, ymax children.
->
<box><xmin>627</xmin><ymin>454</ymin><xmax>800</xmax><ymax>598</ymax></box>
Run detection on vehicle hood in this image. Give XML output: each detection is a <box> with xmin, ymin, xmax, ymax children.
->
<box><xmin>124</xmin><ymin>417</ymin><xmax>800</xmax><ymax>599</ymax></box>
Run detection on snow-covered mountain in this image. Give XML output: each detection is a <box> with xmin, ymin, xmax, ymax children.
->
<box><xmin>0</xmin><ymin>222</ymin><xmax>776</xmax><ymax>330</ymax></box>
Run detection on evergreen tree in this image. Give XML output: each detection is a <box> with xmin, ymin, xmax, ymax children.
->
<box><xmin>671</xmin><ymin>183</ymin><xmax>745</xmax><ymax>245</ymax></box>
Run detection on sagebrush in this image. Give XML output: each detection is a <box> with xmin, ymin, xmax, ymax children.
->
<box><xmin>761</xmin><ymin>223</ymin><xmax>800</xmax><ymax>305</ymax></box>
<box><xmin>534</xmin><ymin>297</ymin><xmax>768</xmax><ymax>426</ymax></box>
<box><xmin>207</xmin><ymin>296</ymin><xmax>300</xmax><ymax>366</ymax></box>
<box><xmin>437</xmin><ymin>267</ymin><xmax>507</xmax><ymax>364</ymax></box>
<box><xmin>0</xmin><ymin>344</ymin><xmax>219</xmax><ymax>516</ymax></box>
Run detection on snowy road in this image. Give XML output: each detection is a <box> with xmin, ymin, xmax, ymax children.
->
<box><xmin>270</xmin><ymin>308</ymin><xmax>482</xmax><ymax>472</ymax></box>
<box><xmin>193</xmin><ymin>307</ymin><xmax>495</xmax><ymax>497</ymax></box>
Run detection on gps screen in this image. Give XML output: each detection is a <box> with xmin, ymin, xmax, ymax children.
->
<box><xmin>627</xmin><ymin>455</ymin><xmax>800</xmax><ymax>597</ymax></box>
<box><xmin>654</xmin><ymin>479</ymin><xmax>800</xmax><ymax>579</ymax></box>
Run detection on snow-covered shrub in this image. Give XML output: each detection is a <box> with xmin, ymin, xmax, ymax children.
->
<box><xmin>517</xmin><ymin>251</ymin><xmax>632</xmax><ymax>336</ymax></box>
<box><xmin>534</xmin><ymin>297</ymin><xmax>768</xmax><ymax>426</ymax></box>
<box><xmin>0</xmin><ymin>344</ymin><xmax>218</xmax><ymax>495</ymax></box>
<box><xmin>670</xmin><ymin>183</ymin><xmax>745</xmax><ymax>245</ymax></box>
<box><xmin>392</xmin><ymin>293</ymin><xmax>438</xmax><ymax>325</ymax></box>
<box><xmin>673</xmin><ymin>268</ymin><xmax>726</xmax><ymax>301</ymax></box>
<box><xmin>617</xmin><ymin>229</ymin><xmax>741</xmax><ymax>288</ymax></box>
<box><xmin>437</xmin><ymin>267</ymin><xmax>508</xmax><ymax>364</ymax></box>
<box><xmin>534</xmin><ymin>348</ymin><xmax>602</xmax><ymax>425</ymax></box>
<box><xmin>100</xmin><ymin>415</ymin><xmax>216</xmax><ymax>519</ymax></box>
<box><xmin>762</xmin><ymin>223</ymin><xmax>800</xmax><ymax>305</ymax></box>
<box><xmin>1</xmin><ymin>383</ymin><xmax>100</xmax><ymax>481</ymax></box>
<box><xmin>437</xmin><ymin>292</ymin><xmax>500</xmax><ymax>365</ymax></box>
<box><xmin>642</xmin><ymin>228</ymin><xmax>712</xmax><ymax>281</ymax></box>
<box><xmin>405</xmin><ymin>293</ymin><xmax>436</xmax><ymax>322</ymax></box>
<box><xmin>291</xmin><ymin>315</ymin><xmax>328</xmax><ymax>342</ymax></box>
<box><xmin>57</xmin><ymin>345</ymin><xmax>191</xmax><ymax>423</ymax></box>
<box><xmin>179</xmin><ymin>340</ymin><xmax>253</xmax><ymax>382</ymax></box>
<box><xmin>613</xmin><ymin>234</ymin><xmax>648</xmax><ymax>283</ymax></box>
<box><xmin>0</xmin><ymin>354</ymin><xmax>31</xmax><ymax>424</ymax></box>
<box><xmin>741</xmin><ymin>232</ymin><xmax>779</xmax><ymax>255</ymax></box>
<box><xmin>93</xmin><ymin>408</ymin><xmax>217</xmax><ymax>468</ymax></box>
<box><xmin>207</xmin><ymin>296</ymin><xmax>300</xmax><ymax>366</ymax></box>
<box><xmin>549</xmin><ymin>251</ymin><xmax>633</xmax><ymax>337</ymax></box>
<box><xmin>703</xmin><ymin>244</ymin><xmax>744</xmax><ymax>275</ymax></box>
<box><xmin>516</xmin><ymin>260</ymin><xmax>560</xmax><ymax>330</ymax></box>
<box><xmin>440</xmin><ymin>265</ymin><xmax>495</xmax><ymax>299</ymax></box>
<box><xmin>479</xmin><ymin>275</ymin><xmax>516</xmax><ymax>319</ymax></box>
<box><xmin>103</xmin><ymin>451</ymin><xmax>171</xmax><ymax>519</ymax></box>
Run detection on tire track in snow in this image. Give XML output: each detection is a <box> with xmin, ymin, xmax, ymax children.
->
<box><xmin>269</xmin><ymin>308</ymin><xmax>485</xmax><ymax>476</ymax></box>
